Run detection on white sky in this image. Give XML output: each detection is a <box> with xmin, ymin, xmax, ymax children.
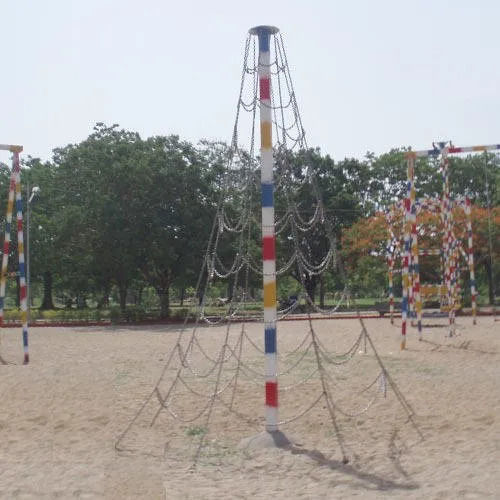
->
<box><xmin>1</xmin><ymin>0</ymin><xmax>499</xmax><ymax>165</ymax></box>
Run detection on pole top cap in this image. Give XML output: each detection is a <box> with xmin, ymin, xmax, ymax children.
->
<box><xmin>249</xmin><ymin>25</ymin><xmax>279</xmax><ymax>35</ymax></box>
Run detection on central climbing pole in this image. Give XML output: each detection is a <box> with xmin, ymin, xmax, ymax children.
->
<box><xmin>250</xmin><ymin>24</ymin><xmax>280</xmax><ymax>432</ymax></box>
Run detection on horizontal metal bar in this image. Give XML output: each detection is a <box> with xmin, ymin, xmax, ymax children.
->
<box><xmin>0</xmin><ymin>144</ymin><xmax>23</xmax><ymax>152</ymax></box>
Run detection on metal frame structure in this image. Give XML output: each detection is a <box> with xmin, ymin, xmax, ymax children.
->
<box><xmin>388</xmin><ymin>142</ymin><xmax>499</xmax><ymax>348</ymax></box>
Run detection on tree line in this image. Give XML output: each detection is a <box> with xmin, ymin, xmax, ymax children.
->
<box><xmin>0</xmin><ymin>123</ymin><xmax>498</xmax><ymax>316</ymax></box>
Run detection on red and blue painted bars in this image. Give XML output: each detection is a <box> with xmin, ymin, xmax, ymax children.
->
<box><xmin>250</xmin><ymin>25</ymin><xmax>279</xmax><ymax>431</ymax></box>
<box><xmin>412</xmin><ymin>143</ymin><xmax>500</xmax><ymax>158</ymax></box>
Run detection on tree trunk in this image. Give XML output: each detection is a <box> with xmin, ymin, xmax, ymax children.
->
<box><xmin>485</xmin><ymin>259</ymin><xmax>494</xmax><ymax>305</ymax></box>
<box><xmin>119</xmin><ymin>286</ymin><xmax>127</xmax><ymax>312</ymax></box>
<box><xmin>304</xmin><ymin>275</ymin><xmax>318</xmax><ymax>304</ymax></box>
<box><xmin>76</xmin><ymin>294</ymin><xmax>87</xmax><ymax>309</ymax></box>
<box><xmin>16</xmin><ymin>275</ymin><xmax>20</xmax><ymax>308</ymax></box>
<box><xmin>180</xmin><ymin>287</ymin><xmax>185</xmax><ymax>307</ymax></box>
<box><xmin>157</xmin><ymin>286</ymin><xmax>170</xmax><ymax>318</ymax></box>
<box><xmin>40</xmin><ymin>271</ymin><xmax>55</xmax><ymax>310</ymax></box>
<box><xmin>319</xmin><ymin>276</ymin><xmax>325</xmax><ymax>308</ymax></box>
<box><xmin>136</xmin><ymin>286</ymin><xmax>143</xmax><ymax>306</ymax></box>
<box><xmin>97</xmin><ymin>286</ymin><xmax>110</xmax><ymax>309</ymax></box>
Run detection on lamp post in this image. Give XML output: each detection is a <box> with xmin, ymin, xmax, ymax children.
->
<box><xmin>26</xmin><ymin>183</ymin><xmax>40</xmax><ymax>324</ymax></box>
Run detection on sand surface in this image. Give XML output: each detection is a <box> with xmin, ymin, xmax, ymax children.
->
<box><xmin>0</xmin><ymin>316</ymin><xmax>499</xmax><ymax>499</ymax></box>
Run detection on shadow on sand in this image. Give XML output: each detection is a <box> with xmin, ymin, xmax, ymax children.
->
<box><xmin>241</xmin><ymin>430</ymin><xmax>419</xmax><ymax>493</ymax></box>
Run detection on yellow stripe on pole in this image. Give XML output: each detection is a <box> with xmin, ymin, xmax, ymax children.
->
<box><xmin>263</xmin><ymin>282</ymin><xmax>276</xmax><ymax>307</ymax></box>
<box><xmin>261</xmin><ymin>122</ymin><xmax>272</xmax><ymax>150</ymax></box>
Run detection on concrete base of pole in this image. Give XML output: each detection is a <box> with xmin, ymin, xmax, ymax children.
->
<box><xmin>238</xmin><ymin>430</ymin><xmax>297</xmax><ymax>451</ymax></box>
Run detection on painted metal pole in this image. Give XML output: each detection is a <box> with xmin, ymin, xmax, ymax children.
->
<box><xmin>0</xmin><ymin>144</ymin><xmax>28</xmax><ymax>363</ymax></box>
<box><xmin>413</xmin><ymin>143</ymin><xmax>500</xmax><ymax>158</ymax></box>
<box><xmin>250</xmin><ymin>25</ymin><xmax>279</xmax><ymax>431</ymax></box>
<box><xmin>440</xmin><ymin>150</ymin><xmax>455</xmax><ymax>336</ymax></box>
<box><xmin>465</xmin><ymin>198</ymin><xmax>477</xmax><ymax>324</ymax></box>
<box><xmin>387</xmin><ymin>238</ymin><xmax>395</xmax><ymax>324</ymax></box>
<box><xmin>26</xmin><ymin>182</ymin><xmax>30</xmax><ymax>325</ymax></box>
<box><xmin>13</xmin><ymin>152</ymin><xmax>29</xmax><ymax>363</ymax></box>
<box><xmin>0</xmin><ymin>159</ymin><xmax>17</xmax><ymax>326</ymax></box>
<box><xmin>401</xmin><ymin>153</ymin><xmax>415</xmax><ymax>350</ymax></box>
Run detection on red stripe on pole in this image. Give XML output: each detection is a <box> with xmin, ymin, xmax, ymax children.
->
<box><xmin>265</xmin><ymin>381</ymin><xmax>278</xmax><ymax>407</ymax></box>
<box><xmin>3</xmin><ymin>242</ymin><xmax>9</xmax><ymax>255</ymax></box>
<box><xmin>402</xmin><ymin>323</ymin><xmax>406</xmax><ymax>335</ymax></box>
<box><xmin>17</xmin><ymin>219</ymin><xmax>23</xmax><ymax>232</ymax></box>
<box><xmin>260</xmin><ymin>77</ymin><xmax>270</xmax><ymax>100</ymax></box>
<box><xmin>20</xmin><ymin>286</ymin><xmax>26</xmax><ymax>301</ymax></box>
<box><xmin>262</xmin><ymin>236</ymin><xmax>275</xmax><ymax>260</ymax></box>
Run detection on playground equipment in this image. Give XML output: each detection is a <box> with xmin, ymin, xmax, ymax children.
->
<box><xmin>0</xmin><ymin>144</ymin><xmax>29</xmax><ymax>363</ymax></box>
<box><xmin>387</xmin><ymin>141</ymin><xmax>500</xmax><ymax>349</ymax></box>
<box><xmin>117</xmin><ymin>26</ymin><xmax>417</xmax><ymax>465</ymax></box>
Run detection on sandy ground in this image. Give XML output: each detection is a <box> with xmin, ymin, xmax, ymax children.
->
<box><xmin>0</xmin><ymin>316</ymin><xmax>499</xmax><ymax>499</ymax></box>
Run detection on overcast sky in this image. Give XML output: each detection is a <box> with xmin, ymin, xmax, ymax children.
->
<box><xmin>1</xmin><ymin>0</ymin><xmax>499</xmax><ymax>165</ymax></box>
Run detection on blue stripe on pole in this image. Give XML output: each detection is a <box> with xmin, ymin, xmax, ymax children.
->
<box><xmin>261</xmin><ymin>183</ymin><xmax>273</xmax><ymax>207</ymax></box>
<box><xmin>19</xmin><ymin>262</ymin><xmax>25</xmax><ymax>277</ymax></box>
<box><xmin>471</xmin><ymin>279</ymin><xmax>476</xmax><ymax>287</ymax></box>
<box><xmin>5</xmin><ymin>223</ymin><xmax>10</xmax><ymax>234</ymax></box>
<box><xmin>402</xmin><ymin>297</ymin><xmax>408</xmax><ymax>311</ymax></box>
<box><xmin>265</xmin><ymin>327</ymin><xmax>276</xmax><ymax>353</ymax></box>
<box><xmin>257</xmin><ymin>29</ymin><xmax>271</xmax><ymax>51</ymax></box>
<box><xmin>0</xmin><ymin>298</ymin><xmax>3</xmax><ymax>309</ymax></box>
<box><xmin>23</xmin><ymin>329</ymin><xmax>28</xmax><ymax>347</ymax></box>
<box><xmin>16</xmin><ymin>199</ymin><xmax>22</xmax><ymax>213</ymax></box>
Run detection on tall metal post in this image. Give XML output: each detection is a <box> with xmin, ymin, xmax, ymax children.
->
<box><xmin>26</xmin><ymin>182</ymin><xmax>31</xmax><ymax>325</ymax></box>
<box><xmin>13</xmin><ymin>151</ymin><xmax>29</xmax><ymax>362</ymax></box>
<box><xmin>0</xmin><ymin>144</ymin><xmax>29</xmax><ymax>363</ymax></box>
<box><xmin>250</xmin><ymin>25</ymin><xmax>279</xmax><ymax>431</ymax></box>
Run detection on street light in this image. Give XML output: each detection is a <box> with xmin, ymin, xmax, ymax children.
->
<box><xmin>26</xmin><ymin>183</ymin><xmax>40</xmax><ymax>324</ymax></box>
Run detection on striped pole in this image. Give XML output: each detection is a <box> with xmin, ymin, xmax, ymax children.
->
<box><xmin>464</xmin><ymin>198</ymin><xmax>477</xmax><ymax>324</ymax></box>
<box><xmin>250</xmin><ymin>25</ymin><xmax>279</xmax><ymax>431</ymax></box>
<box><xmin>401</xmin><ymin>153</ymin><xmax>415</xmax><ymax>350</ymax></box>
<box><xmin>13</xmin><ymin>152</ymin><xmax>29</xmax><ymax>363</ymax></box>
<box><xmin>387</xmin><ymin>240</ymin><xmax>395</xmax><ymax>324</ymax></box>
<box><xmin>440</xmin><ymin>150</ymin><xmax>455</xmax><ymax>336</ymax></box>
<box><xmin>0</xmin><ymin>144</ymin><xmax>28</xmax><ymax>363</ymax></box>
<box><xmin>0</xmin><ymin>160</ymin><xmax>17</xmax><ymax>325</ymax></box>
<box><xmin>410</xmin><ymin>187</ymin><xmax>423</xmax><ymax>339</ymax></box>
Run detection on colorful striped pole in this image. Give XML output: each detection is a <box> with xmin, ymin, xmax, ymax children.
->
<box><xmin>13</xmin><ymin>152</ymin><xmax>29</xmax><ymax>363</ymax></box>
<box><xmin>401</xmin><ymin>152</ymin><xmax>415</xmax><ymax>350</ymax></box>
<box><xmin>410</xmin><ymin>188</ymin><xmax>423</xmax><ymax>340</ymax></box>
<box><xmin>387</xmin><ymin>240</ymin><xmax>395</xmax><ymax>324</ymax></box>
<box><xmin>464</xmin><ymin>198</ymin><xmax>477</xmax><ymax>324</ymax></box>
<box><xmin>0</xmin><ymin>157</ymin><xmax>17</xmax><ymax>324</ymax></box>
<box><xmin>0</xmin><ymin>144</ymin><xmax>29</xmax><ymax>363</ymax></box>
<box><xmin>440</xmin><ymin>149</ymin><xmax>456</xmax><ymax>336</ymax></box>
<box><xmin>250</xmin><ymin>25</ymin><xmax>279</xmax><ymax>431</ymax></box>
